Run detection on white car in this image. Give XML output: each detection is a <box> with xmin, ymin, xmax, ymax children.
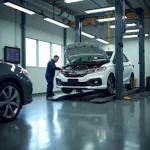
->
<box><xmin>56</xmin><ymin>43</ymin><xmax>134</xmax><ymax>96</ymax></box>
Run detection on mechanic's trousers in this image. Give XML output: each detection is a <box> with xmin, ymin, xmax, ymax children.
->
<box><xmin>46</xmin><ymin>77</ymin><xmax>54</xmax><ymax>98</ymax></box>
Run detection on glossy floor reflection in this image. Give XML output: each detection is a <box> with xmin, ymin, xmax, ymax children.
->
<box><xmin>0</xmin><ymin>93</ymin><xmax>150</xmax><ymax>150</ymax></box>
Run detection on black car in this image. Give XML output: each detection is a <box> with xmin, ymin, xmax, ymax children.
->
<box><xmin>0</xmin><ymin>62</ymin><xmax>32</xmax><ymax>122</ymax></box>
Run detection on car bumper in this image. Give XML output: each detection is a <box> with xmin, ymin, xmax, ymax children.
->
<box><xmin>56</xmin><ymin>72</ymin><xmax>108</xmax><ymax>90</ymax></box>
<box><xmin>21</xmin><ymin>78</ymin><xmax>33</xmax><ymax>105</ymax></box>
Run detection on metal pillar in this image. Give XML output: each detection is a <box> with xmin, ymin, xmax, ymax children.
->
<box><xmin>115</xmin><ymin>0</ymin><xmax>124</xmax><ymax>100</ymax></box>
<box><xmin>139</xmin><ymin>9</ymin><xmax>145</xmax><ymax>92</ymax></box>
<box><xmin>64</xmin><ymin>28</ymin><xmax>67</xmax><ymax>65</ymax></box>
<box><xmin>75</xmin><ymin>16</ymin><xmax>83</xmax><ymax>92</ymax></box>
<box><xmin>21</xmin><ymin>12</ymin><xmax>26</xmax><ymax>69</ymax></box>
<box><xmin>75</xmin><ymin>16</ymin><xmax>82</xmax><ymax>42</ymax></box>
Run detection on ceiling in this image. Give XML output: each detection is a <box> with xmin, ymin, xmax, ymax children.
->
<box><xmin>42</xmin><ymin>0</ymin><xmax>150</xmax><ymax>16</ymax></box>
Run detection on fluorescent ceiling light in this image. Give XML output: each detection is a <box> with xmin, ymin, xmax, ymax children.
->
<box><xmin>44</xmin><ymin>18</ymin><xmax>69</xmax><ymax>28</ymax></box>
<box><xmin>85</xmin><ymin>7</ymin><xmax>115</xmax><ymax>14</ymax></box>
<box><xmin>65</xmin><ymin>0</ymin><xmax>84</xmax><ymax>3</ymax></box>
<box><xmin>123</xmin><ymin>35</ymin><xmax>138</xmax><ymax>38</ymax></box>
<box><xmin>4</xmin><ymin>2</ymin><xmax>35</xmax><ymax>15</ymax></box>
<box><xmin>145</xmin><ymin>33</ymin><xmax>149</xmax><ymax>37</ymax></box>
<box><xmin>98</xmin><ymin>16</ymin><xmax>127</xmax><ymax>22</ymax></box>
<box><xmin>124</xmin><ymin>34</ymin><xmax>149</xmax><ymax>38</ymax></box>
<box><xmin>126</xmin><ymin>29</ymin><xmax>139</xmax><ymax>33</ymax></box>
<box><xmin>81</xmin><ymin>32</ymin><xmax>95</xmax><ymax>38</ymax></box>
<box><xmin>110</xmin><ymin>23</ymin><xmax>136</xmax><ymax>28</ymax></box>
<box><xmin>96</xmin><ymin>38</ymin><xmax>109</xmax><ymax>44</ymax></box>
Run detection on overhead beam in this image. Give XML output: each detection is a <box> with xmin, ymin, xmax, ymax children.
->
<box><xmin>68</xmin><ymin>11</ymin><xmax>149</xmax><ymax>27</ymax></box>
<box><xmin>124</xmin><ymin>0</ymin><xmax>138</xmax><ymax>13</ymax></box>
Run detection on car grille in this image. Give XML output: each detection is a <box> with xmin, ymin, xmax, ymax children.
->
<box><xmin>64</xmin><ymin>73</ymin><xmax>86</xmax><ymax>77</ymax></box>
<box><xmin>56</xmin><ymin>78</ymin><xmax>102</xmax><ymax>87</ymax></box>
<box><xmin>63</xmin><ymin>70</ymin><xmax>87</xmax><ymax>77</ymax></box>
<box><xmin>61</xmin><ymin>82</ymin><xmax>88</xmax><ymax>86</ymax></box>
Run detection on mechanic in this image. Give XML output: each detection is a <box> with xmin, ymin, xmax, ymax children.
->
<box><xmin>45</xmin><ymin>55</ymin><xmax>62</xmax><ymax>99</ymax></box>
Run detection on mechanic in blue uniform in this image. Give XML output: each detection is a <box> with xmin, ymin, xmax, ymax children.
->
<box><xmin>45</xmin><ymin>55</ymin><xmax>62</xmax><ymax>99</ymax></box>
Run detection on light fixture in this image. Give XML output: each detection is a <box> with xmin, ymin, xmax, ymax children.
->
<box><xmin>85</xmin><ymin>7</ymin><xmax>115</xmax><ymax>14</ymax></box>
<box><xmin>81</xmin><ymin>32</ymin><xmax>95</xmax><ymax>38</ymax></box>
<box><xmin>96</xmin><ymin>38</ymin><xmax>109</xmax><ymax>44</ymax></box>
<box><xmin>145</xmin><ymin>33</ymin><xmax>149</xmax><ymax>37</ymax></box>
<box><xmin>44</xmin><ymin>18</ymin><xmax>69</xmax><ymax>28</ymax></box>
<box><xmin>3</xmin><ymin>2</ymin><xmax>35</xmax><ymax>15</ymax></box>
<box><xmin>123</xmin><ymin>35</ymin><xmax>138</xmax><ymax>38</ymax></box>
<box><xmin>123</xmin><ymin>34</ymin><xmax>149</xmax><ymax>38</ymax></box>
<box><xmin>110</xmin><ymin>23</ymin><xmax>136</xmax><ymax>28</ymax></box>
<box><xmin>97</xmin><ymin>16</ymin><xmax>127</xmax><ymax>23</ymax></box>
<box><xmin>65</xmin><ymin>0</ymin><xmax>84</xmax><ymax>3</ymax></box>
<box><xmin>126</xmin><ymin>29</ymin><xmax>139</xmax><ymax>33</ymax></box>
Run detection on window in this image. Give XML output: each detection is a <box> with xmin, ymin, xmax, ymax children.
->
<box><xmin>106</xmin><ymin>51</ymin><xmax>113</xmax><ymax>59</ymax></box>
<box><xmin>52</xmin><ymin>44</ymin><xmax>62</xmax><ymax>67</ymax></box>
<box><xmin>123</xmin><ymin>54</ymin><xmax>129</xmax><ymax>62</ymax></box>
<box><xmin>39</xmin><ymin>41</ymin><xmax>50</xmax><ymax>67</ymax></box>
<box><xmin>26</xmin><ymin>38</ymin><xmax>37</xmax><ymax>67</ymax></box>
<box><xmin>113</xmin><ymin>54</ymin><xmax>129</xmax><ymax>63</ymax></box>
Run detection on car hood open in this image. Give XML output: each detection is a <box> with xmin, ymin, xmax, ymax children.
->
<box><xmin>65</xmin><ymin>42</ymin><xmax>109</xmax><ymax>62</ymax></box>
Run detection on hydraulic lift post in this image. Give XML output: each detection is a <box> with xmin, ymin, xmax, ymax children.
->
<box><xmin>115</xmin><ymin>0</ymin><xmax>123</xmax><ymax>100</ymax></box>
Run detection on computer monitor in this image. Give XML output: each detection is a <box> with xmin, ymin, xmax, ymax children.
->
<box><xmin>4</xmin><ymin>46</ymin><xmax>20</xmax><ymax>64</ymax></box>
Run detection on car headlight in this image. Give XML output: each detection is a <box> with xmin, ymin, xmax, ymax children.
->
<box><xmin>21</xmin><ymin>68</ymin><xmax>29</xmax><ymax>77</ymax></box>
<box><xmin>87</xmin><ymin>67</ymin><xmax>106</xmax><ymax>74</ymax></box>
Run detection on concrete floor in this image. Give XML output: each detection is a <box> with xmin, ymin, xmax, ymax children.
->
<box><xmin>0</xmin><ymin>93</ymin><xmax>150</xmax><ymax>150</ymax></box>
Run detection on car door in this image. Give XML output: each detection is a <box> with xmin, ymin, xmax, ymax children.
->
<box><xmin>112</xmin><ymin>54</ymin><xmax>131</xmax><ymax>83</ymax></box>
<box><xmin>123</xmin><ymin>54</ymin><xmax>132</xmax><ymax>83</ymax></box>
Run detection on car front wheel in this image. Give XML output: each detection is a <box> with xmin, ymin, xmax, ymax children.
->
<box><xmin>103</xmin><ymin>74</ymin><xmax>115</xmax><ymax>96</ymax></box>
<box><xmin>0</xmin><ymin>82</ymin><xmax>22</xmax><ymax>122</ymax></box>
<box><xmin>126</xmin><ymin>75</ymin><xmax>134</xmax><ymax>90</ymax></box>
<box><xmin>61</xmin><ymin>88</ymin><xmax>73</xmax><ymax>94</ymax></box>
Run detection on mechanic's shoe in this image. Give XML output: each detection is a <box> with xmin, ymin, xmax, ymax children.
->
<box><xmin>46</xmin><ymin>97</ymin><xmax>53</xmax><ymax>100</ymax></box>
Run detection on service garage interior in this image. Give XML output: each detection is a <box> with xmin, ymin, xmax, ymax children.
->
<box><xmin>0</xmin><ymin>0</ymin><xmax>150</xmax><ymax>149</ymax></box>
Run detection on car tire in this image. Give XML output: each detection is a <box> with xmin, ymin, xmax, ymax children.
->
<box><xmin>126</xmin><ymin>74</ymin><xmax>134</xmax><ymax>90</ymax></box>
<box><xmin>103</xmin><ymin>74</ymin><xmax>115</xmax><ymax>96</ymax></box>
<box><xmin>0</xmin><ymin>82</ymin><xmax>22</xmax><ymax>122</ymax></box>
<box><xmin>61</xmin><ymin>88</ymin><xmax>73</xmax><ymax>94</ymax></box>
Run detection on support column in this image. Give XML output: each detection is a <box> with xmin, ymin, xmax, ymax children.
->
<box><xmin>21</xmin><ymin>12</ymin><xmax>26</xmax><ymax>69</ymax></box>
<box><xmin>115</xmin><ymin>0</ymin><xmax>123</xmax><ymax>99</ymax></box>
<box><xmin>139</xmin><ymin>10</ymin><xmax>145</xmax><ymax>92</ymax></box>
<box><xmin>75</xmin><ymin>16</ymin><xmax>82</xmax><ymax>92</ymax></box>
<box><xmin>64</xmin><ymin>28</ymin><xmax>67</xmax><ymax>65</ymax></box>
<box><xmin>75</xmin><ymin>16</ymin><xmax>82</xmax><ymax>42</ymax></box>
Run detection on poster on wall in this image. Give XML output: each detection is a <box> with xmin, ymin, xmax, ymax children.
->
<box><xmin>4</xmin><ymin>46</ymin><xmax>20</xmax><ymax>64</ymax></box>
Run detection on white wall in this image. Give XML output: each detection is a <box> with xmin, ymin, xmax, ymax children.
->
<box><xmin>0</xmin><ymin>6</ymin><xmax>75</xmax><ymax>94</ymax></box>
<box><xmin>102</xmin><ymin>38</ymin><xmax>150</xmax><ymax>86</ymax></box>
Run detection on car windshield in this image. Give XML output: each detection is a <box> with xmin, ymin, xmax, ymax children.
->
<box><xmin>71</xmin><ymin>56</ymin><xmax>108</xmax><ymax>63</ymax></box>
<box><xmin>106</xmin><ymin>51</ymin><xmax>113</xmax><ymax>59</ymax></box>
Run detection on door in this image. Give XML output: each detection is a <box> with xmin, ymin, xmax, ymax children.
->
<box><xmin>113</xmin><ymin>54</ymin><xmax>132</xmax><ymax>83</ymax></box>
<box><xmin>123</xmin><ymin>54</ymin><xmax>132</xmax><ymax>83</ymax></box>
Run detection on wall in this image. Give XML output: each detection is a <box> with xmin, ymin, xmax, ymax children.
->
<box><xmin>0</xmin><ymin>6</ymin><xmax>75</xmax><ymax>94</ymax></box>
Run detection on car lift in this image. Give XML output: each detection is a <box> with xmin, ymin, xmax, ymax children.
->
<box><xmin>49</xmin><ymin>0</ymin><xmax>145</xmax><ymax>103</ymax></box>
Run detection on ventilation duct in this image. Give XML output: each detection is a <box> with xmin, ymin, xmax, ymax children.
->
<box><xmin>25</xmin><ymin>0</ymin><xmax>75</xmax><ymax>22</ymax></box>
